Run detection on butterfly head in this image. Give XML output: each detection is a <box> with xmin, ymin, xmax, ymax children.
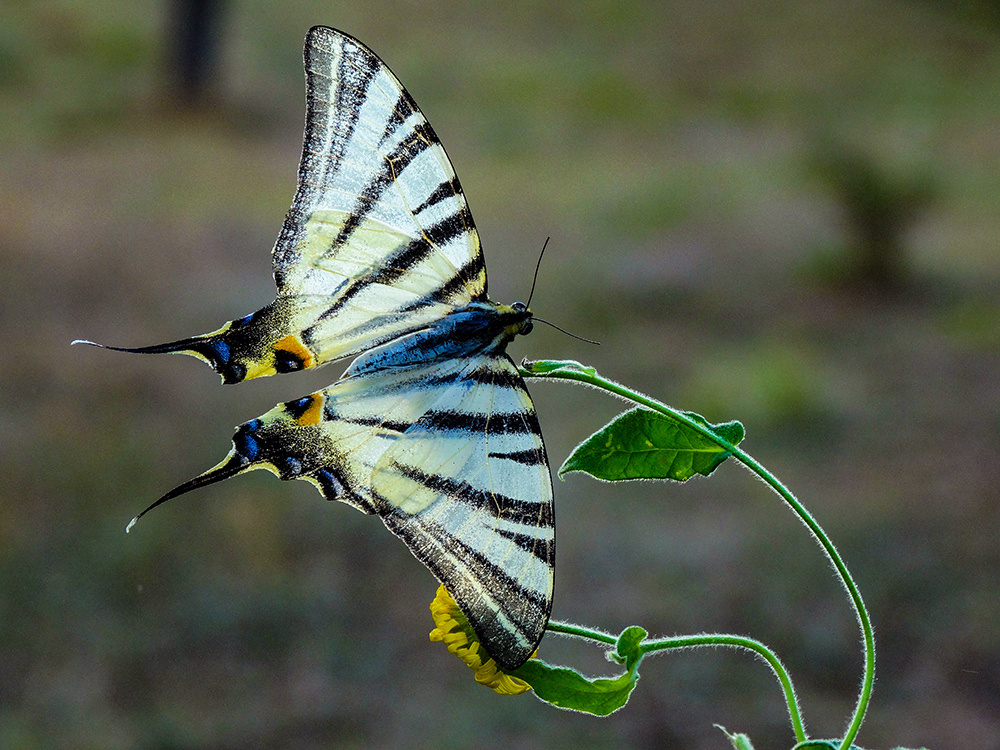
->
<box><xmin>509</xmin><ymin>301</ymin><xmax>534</xmax><ymax>336</ymax></box>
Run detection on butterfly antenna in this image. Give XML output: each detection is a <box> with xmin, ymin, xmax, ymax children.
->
<box><xmin>525</xmin><ymin>237</ymin><xmax>550</xmax><ymax>309</ymax></box>
<box><xmin>533</xmin><ymin>317</ymin><xmax>600</xmax><ymax>345</ymax></box>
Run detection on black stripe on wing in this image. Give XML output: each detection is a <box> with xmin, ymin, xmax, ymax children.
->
<box><xmin>417</xmin><ymin>409</ymin><xmax>539</xmax><ymax>436</ymax></box>
<box><xmin>378</xmin><ymin>499</ymin><xmax>550</xmax><ymax>670</ymax></box>
<box><xmin>461</xmin><ymin>358</ymin><xmax>527</xmax><ymax>388</ymax></box>
<box><xmin>487</xmin><ymin>447</ymin><xmax>547</xmax><ymax>465</ymax></box>
<box><xmin>413</xmin><ymin>175</ymin><xmax>465</xmax><ymax>216</ymax></box>
<box><xmin>493</xmin><ymin>526</ymin><xmax>557</xmax><ymax>565</ymax></box>
<box><xmin>336</xmin><ymin>415</ymin><xmax>414</xmax><ymax>434</ymax></box>
<box><xmin>316</xmin><ymin>211</ymin><xmax>473</xmax><ymax>321</ymax></box>
<box><xmin>390</xmin><ymin>463</ymin><xmax>553</xmax><ymax>532</ymax></box>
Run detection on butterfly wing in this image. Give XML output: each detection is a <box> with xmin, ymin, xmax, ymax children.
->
<box><xmin>269</xmin><ymin>28</ymin><xmax>488</xmax><ymax>361</ymax></box>
<box><xmin>372</xmin><ymin>355</ymin><xmax>553</xmax><ymax>669</ymax></box>
<box><xmin>82</xmin><ymin>27</ymin><xmax>486</xmax><ymax>385</ymax></box>
<box><xmin>143</xmin><ymin>353</ymin><xmax>554</xmax><ymax>669</ymax></box>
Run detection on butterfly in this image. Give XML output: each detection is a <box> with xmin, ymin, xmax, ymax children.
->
<box><xmin>74</xmin><ymin>26</ymin><xmax>553</xmax><ymax>671</ymax></box>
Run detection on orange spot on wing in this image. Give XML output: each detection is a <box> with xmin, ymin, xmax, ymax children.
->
<box><xmin>274</xmin><ymin>334</ymin><xmax>315</xmax><ymax>369</ymax></box>
<box><xmin>295</xmin><ymin>394</ymin><xmax>324</xmax><ymax>426</ymax></box>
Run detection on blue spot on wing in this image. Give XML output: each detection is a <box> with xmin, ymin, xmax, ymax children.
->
<box><xmin>234</xmin><ymin>420</ymin><xmax>262</xmax><ymax>461</ymax></box>
<box><xmin>207</xmin><ymin>339</ymin><xmax>231</xmax><ymax>363</ymax></box>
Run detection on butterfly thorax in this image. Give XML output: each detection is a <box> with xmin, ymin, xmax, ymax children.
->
<box><xmin>345</xmin><ymin>300</ymin><xmax>532</xmax><ymax>377</ymax></box>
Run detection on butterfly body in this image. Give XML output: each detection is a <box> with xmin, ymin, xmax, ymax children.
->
<box><xmin>79</xmin><ymin>27</ymin><xmax>553</xmax><ymax>671</ymax></box>
<box><xmin>346</xmin><ymin>300</ymin><xmax>533</xmax><ymax>376</ymax></box>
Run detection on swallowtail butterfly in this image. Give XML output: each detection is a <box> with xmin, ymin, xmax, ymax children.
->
<box><xmin>76</xmin><ymin>27</ymin><xmax>553</xmax><ymax>670</ymax></box>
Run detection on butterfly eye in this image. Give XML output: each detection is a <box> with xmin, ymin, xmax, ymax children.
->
<box><xmin>511</xmin><ymin>301</ymin><xmax>527</xmax><ymax>312</ymax></box>
<box><xmin>521</xmin><ymin>320</ymin><xmax>534</xmax><ymax>335</ymax></box>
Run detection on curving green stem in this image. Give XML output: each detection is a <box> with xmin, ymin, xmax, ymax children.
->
<box><xmin>644</xmin><ymin>633</ymin><xmax>805</xmax><ymax>742</ymax></box>
<box><xmin>546</xmin><ymin>619</ymin><xmax>806</xmax><ymax>742</ymax></box>
<box><xmin>522</xmin><ymin>360</ymin><xmax>873</xmax><ymax>750</ymax></box>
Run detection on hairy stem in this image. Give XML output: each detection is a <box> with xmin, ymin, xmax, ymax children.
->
<box><xmin>644</xmin><ymin>633</ymin><xmax>805</xmax><ymax>743</ymax></box>
<box><xmin>545</xmin><ymin>619</ymin><xmax>617</xmax><ymax>646</ymax></box>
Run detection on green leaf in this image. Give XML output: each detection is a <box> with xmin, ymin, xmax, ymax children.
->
<box><xmin>613</xmin><ymin>625</ymin><xmax>647</xmax><ymax>667</ymax></box>
<box><xmin>521</xmin><ymin>358</ymin><xmax>595</xmax><ymax>376</ymax></box>
<box><xmin>716</xmin><ymin>726</ymin><xmax>756</xmax><ymax>750</ymax></box>
<box><xmin>558</xmin><ymin>407</ymin><xmax>745</xmax><ymax>481</ymax></box>
<box><xmin>792</xmin><ymin>741</ymin><xmax>867</xmax><ymax>750</ymax></box>
<box><xmin>509</xmin><ymin>627</ymin><xmax>647</xmax><ymax>716</ymax></box>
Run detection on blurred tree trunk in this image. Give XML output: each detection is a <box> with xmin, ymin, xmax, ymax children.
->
<box><xmin>166</xmin><ymin>0</ymin><xmax>227</xmax><ymax>106</ymax></box>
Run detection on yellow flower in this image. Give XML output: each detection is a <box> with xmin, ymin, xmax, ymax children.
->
<box><xmin>428</xmin><ymin>584</ymin><xmax>533</xmax><ymax>696</ymax></box>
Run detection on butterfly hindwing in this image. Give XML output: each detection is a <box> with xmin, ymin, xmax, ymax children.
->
<box><xmin>164</xmin><ymin>352</ymin><xmax>553</xmax><ymax>669</ymax></box>
<box><xmin>373</xmin><ymin>354</ymin><xmax>553</xmax><ymax>669</ymax></box>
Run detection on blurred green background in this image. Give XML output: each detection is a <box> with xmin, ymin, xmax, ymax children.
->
<box><xmin>2</xmin><ymin>0</ymin><xmax>999</xmax><ymax>747</ymax></box>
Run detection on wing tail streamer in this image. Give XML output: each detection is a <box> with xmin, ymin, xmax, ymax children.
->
<box><xmin>125</xmin><ymin>452</ymin><xmax>248</xmax><ymax>533</ymax></box>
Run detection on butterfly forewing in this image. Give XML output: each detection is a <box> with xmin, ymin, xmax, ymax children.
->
<box><xmin>273</xmin><ymin>27</ymin><xmax>486</xmax><ymax>308</ymax></box>
<box><xmin>93</xmin><ymin>28</ymin><xmax>488</xmax><ymax>385</ymax></box>
<box><xmin>253</xmin><ymin>27</ymin><xmax>486</xmax><ymax>378</ymax></box>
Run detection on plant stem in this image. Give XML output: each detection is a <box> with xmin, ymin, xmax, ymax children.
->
<box><xmin>544</xmin><ymin>620</ymin><xmax>806</xmax><ymax>743</ymax></box>
<box><xmin>643</xmin><ymin>633</ymin><xmax>806</xmax><ymax>743</ymax></box>
<box><xmin>522</xmin><ymin>360</ymin><xmax>874</xmax><ymax>749</ymax></box>
<box><xmin>545</xmin><ymin>619</ymin><xmax>618</xmax><ymax>646</ymax></box>
<box><xmin>725</xmin><ymin>453</ymin><xmax>873</xmax><ymax>750</ymax></box>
